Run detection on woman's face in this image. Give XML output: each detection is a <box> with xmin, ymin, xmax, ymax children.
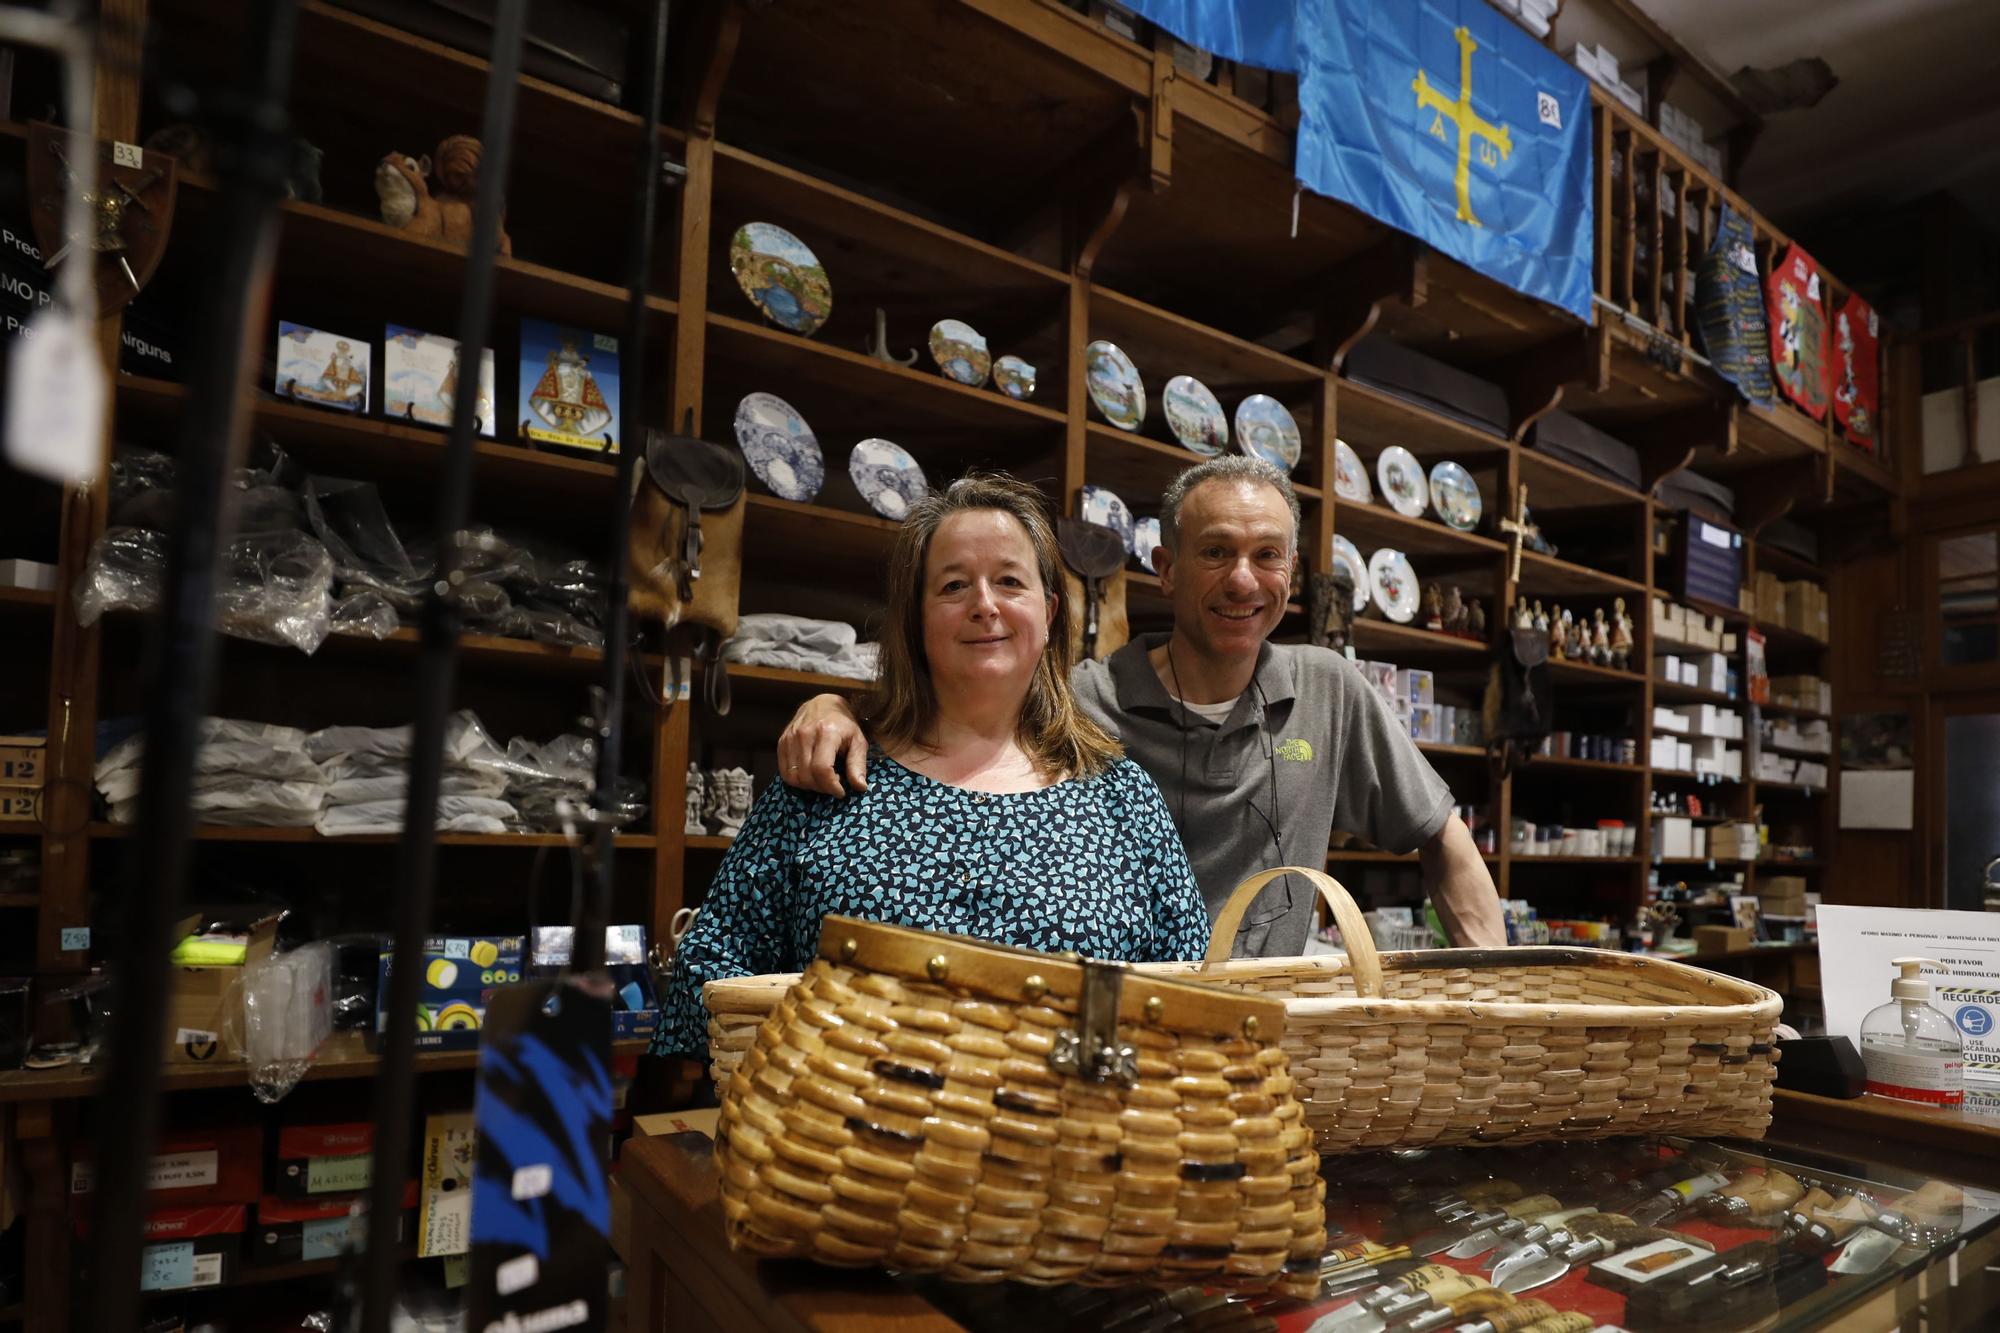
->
<box><xmin>921</xmin><ymin>509</ymin><xmax>1055</xmax><ymax>701</ymax></box>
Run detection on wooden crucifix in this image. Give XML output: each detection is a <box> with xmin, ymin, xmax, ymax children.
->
<box><xmin>1498</xmin><ymin>482</ymin><xmax>1531</xmax><ymax>584</ymax></box>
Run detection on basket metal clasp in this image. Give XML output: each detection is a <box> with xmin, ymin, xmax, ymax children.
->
<box><xmin>1048</xmin><ymin>958</ymin><xmax>1138</xmax><ymax>1088</ymax></box>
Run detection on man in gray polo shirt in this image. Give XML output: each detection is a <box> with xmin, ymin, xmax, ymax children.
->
<box><xmin>778</xmin><ymin>458</ymin><xmax>1506</xmax><ymax>956</ymax></box>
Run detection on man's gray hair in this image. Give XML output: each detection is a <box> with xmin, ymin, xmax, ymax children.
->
<box><xmin>1158</xmin><ymin>456</ymin><xmax>1302</xmax><ymax>552</ymax></box>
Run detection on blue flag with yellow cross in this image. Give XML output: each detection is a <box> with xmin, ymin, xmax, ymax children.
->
<box><xmin>1123</xmin><ymin>0</ymin><xmax>1595</xmax><ymax>323</ymax></box>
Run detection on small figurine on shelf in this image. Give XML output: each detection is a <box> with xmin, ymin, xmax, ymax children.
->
<box><xmin>1514</xmin><ymin>598</ymin><xmax>1534</xmax><ymax>631</ymax></box>
<box><xmin>1467</xmin><ymin>597</ymin><xmax>1487</xmax><ymax>640</ymax></box>
<box><xmin>1532</xmin><ymin>599</ymin><xmax>1549</xmax><ymax>634</ymax></box>
<box><xmin>1423</xmin><ymin>583</ymin><xmax>1445</xmax><ymax>632</ymax></box>
<box><xmin>374</xmin><ymin>136</ymin><xmax>512</xmax><ymax>254</ymax></box>
<box><xmin>715</xmin><ymin>768</ymin><xmax>754</xmax><ymax>838</ymax></box>
<box><xmin>1610</xmin><ymin>596</ymin><xmax>1634</xmax><ymax>671</ymax></box>
<box><xmin>1590</xmin><ymin>608</ymin><xmax>1613</xmax><ymax>665</ymax></box>
<box><xmin>684</xmin><ymin>763</ymin><xmax>706</xmax><ymax>836</ymax></box>
<box><xmin>1551</xmin><ymin>606</ymin><xmax>1571</xmax><ymax>659</ymax></box>
<box><xmin>1442</xmin><ymin>585</ymin><xmax>1467</xmax><ymax>636</ymax></box>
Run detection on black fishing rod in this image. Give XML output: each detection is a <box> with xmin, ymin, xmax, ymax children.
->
<box><xmin>86</xmin><ymin>4</ymin><xmax>302</xmax><ymax>1328</ymax></box>
<box><xmin>356</xmin><ymin>4</ymin><xmax>528</xmax><ymax>1330</ymax></box>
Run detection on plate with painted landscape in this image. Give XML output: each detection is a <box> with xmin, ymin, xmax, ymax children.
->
<box><xmin>1428</xmin><ymin>460</ymin><xmax>1482</xmax><ymax>531</ymax></box>
<box><xmin>729</xmin><ymin>222</ymin><xmax>832</xmax><ymax>336</ymax></box>
<box><xmin>993</xmin><ymin>354</ymin><xmax>1037</xmax><ymax>400</ymax></box>
<box><xmin>1233</xmin><ymin>394</ymin><xmax>1301</xmax><ymax>472</ymax></box>
<box><xmin>929</xmin><ymin>319</ymin><xmax>992</xmax><ymax>387</ymax></box>
<box><xmin>1084</xmin><ymin>340</ymin><xmax>1146</xmax><ymax>430</ymax></box>
<box><xmin>1162</xmin><ymin>375</ymin><xmax>1228</xmax><ymax>456</ymax></box>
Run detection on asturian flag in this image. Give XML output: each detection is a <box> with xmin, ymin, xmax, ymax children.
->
<box><xmin>1122</xmin><ymin>0</ymin><xmax>1595</xmax><ymax>323</ymax></box>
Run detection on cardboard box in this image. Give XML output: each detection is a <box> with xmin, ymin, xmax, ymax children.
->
<box><xmin>1397</xmin><ymin>668</ymin><xmax>1435</xmax><ymax>706</ymax></box>
<box><xmin>1659</xmin><ymin>816</ymin><xmax>1693</xmax><ymax>859</ymax></box>
<box><xmin>417</xmin><ymin>1112</ymin><xmax>475</xmax><ymax>1258</ymax></box>
<box><xmin>0</xmin><ymin>735</ymin><xmax>45</xmax><ymax>787</ymax></box>
<box><xmin>1695</xmin><ymin>925</ymin><xmax>1752</xmax><ymax>954</ymax></box>
<box><xmin>376</xmin><ymin>934</ymin><xmax>524</xmax><ymax>1051</ymax></box>
<box><xmin>139</xmin><ymin>1204</ymin><xmax>245</xmax><ymax>1293</ymax></box>
<box><xmin>0</xmin><ymin>788</ymin><xmax>40</xmax><ymax>822</ymax></box>
<box><xmin>528</xmin><ymin>925</ymin><xmax>659</xmax><ymax>1040</ymax></box>
<box><xmin>272</xmin><ymin>1122</ymin><xmax>373</xmax><ymax>1199</ymax></box>
<box><xmin>0</xmin><ymin>559</ymin><xmax>54</xmax><ymax>591</ymax></box>
<box><xmin>249</xmin><ymin>1183</ymin><xmax>414</xmax><ymax>1266</ymax></box>
<box><xmin>166</xmin><ymin>913</ymin><xmax>283</xmax><ymax>1063</ymax></box>
<box><xmin>73</xmin><ymin>1125</ymin><xmax>265</xmax><ymax>1207</ymax></box>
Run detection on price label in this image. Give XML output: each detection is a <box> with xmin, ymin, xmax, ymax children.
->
<box><xmin>190</xmin><ymin>1252</ymin><xmax>222</xmax><ymax>1287</ymax></box>
<box><xmin>146</xmin><ymin>1149</ymin><xmax>219</xmax><ymax>1191</ymax></box>
<box><xmin>511</xmin><ymin>1163</ymin><xmax>552</xmax><ymax>1201</ymax></box>
<box><xmin>443</xmin><ymin>1254</ymin><xmax>469</xmax><ymax>1289</ymax></box>
<box><xmin>112</xmin><ymin>141</ymin><xmax>144</xmax><ymax>169</ymax></box>
<box><xmin>1537</xmin><ymin>91</ymin><xmax>1562</xmax><ymax>129</ymax></box>
<box><xmin>305</xmin><ymin>1154</ymin><xmax>373</xmax><ymax>1194</ymax></box>
<box><xmin>59</xmin><ymin>927</ymin><xmax>90</xmax><ymax>951</ymax></box>
<box><xmin>302</xmin><ymin>1215</ymin><xmax>358</xmax><ymax>1262</ymax></box>
<box><xmin>140</xmin><ymin>1241</ymin><xmax>194</xmax><ymax>1291</ymax></box>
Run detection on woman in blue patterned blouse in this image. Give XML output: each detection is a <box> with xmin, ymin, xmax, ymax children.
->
<box><xmin>652</xmin><ymin>474</ymin><xmax>1210</xmax><ymax>1061</ymax></box>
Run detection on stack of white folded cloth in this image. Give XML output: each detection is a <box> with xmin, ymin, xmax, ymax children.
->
<box><xmin>306</xmin><ymin>710</ymin><xmax>516</xmax><ymax>836</ymax></box>
<box><xmin>721</xmin><ymin>613</ymin><xmax>880</xmax><ymax>681</ymax></box>
<box><xmin>95</xmin><ymin>718</ymin><xmax>328</xmax><ymax>827</ymax></box>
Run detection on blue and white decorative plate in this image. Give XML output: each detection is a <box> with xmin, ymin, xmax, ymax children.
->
<box><xmin>1333</xmin><ymin>438</ymin><xmax>1372</xmax><ymax>504</ymax></box>
<box><xmin>1376</xmin><ymin>445</ymin><xmax>1426</xmax><ymax>518</ymax></box>
<box><xmin>1428</xmin><ymin>460</ymin><xmax>1482</xmax><ymax>531</ymax></box>
<box><xmin>1368</xmin><ymin>547</ymin><xmax>1419</xmax><ymax>624</ymax></box>
<box><xmin>728</xmin><ymin>222</ymin><xmax>832</xmax><ymax>336</ymax></box>
<box><xmin>1131</xmin><ymin>516</ymin><xmax>1162</xmax><ymax>570</ymax></box>
<box><xmin>993</xmin><ymin>354</ymin><xmax>1037</xmax><ymax>400</ymax></box>
<box><xmin>1330</xmin><ymin>535</ymin><xmax>1369</xmax><ymax>612</ymax></box>
<box><xmin>1233</xmin><ymin>394</ymin><xmax>1302</xmax><ymax>472</ymax></box>
<box><xmin>733</xmin><ymin>391</ymin><xmax>824</xmax><ymax>502</ymax></box>
<box><xmin>1079</xmin><ymin>484</ymin><xmax>1135</xmax><ymax>552</ymax></box>
<box><xmin>929</xmin><ymin>319</ymin><xmax>991</xmax><ymax>387</ymax></box>
<box><xmin>1162</xmin><ymin>375</ymin><xmax>1227</xmax><ymax>456</ymax></box>
<box><xmin>1084</xmin><ymin>341</ymin><xmax>1146</xmax><ymax>431</ymax></box>
<box><xmin>849</xmin><ymin>438</ymin><xmax>927</xmax><ymax>520</ymax></box>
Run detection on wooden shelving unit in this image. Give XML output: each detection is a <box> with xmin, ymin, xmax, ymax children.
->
<box><xmin>0</xmin><ymin>2</ymin><xmax>1895</xmax><ymax>1326</ymax></box>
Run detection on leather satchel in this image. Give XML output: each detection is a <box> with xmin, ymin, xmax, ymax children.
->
<box><xmin>630</xmin><ymin>429</ymin><xmax>745</xmax><ymax>713</ymax></box>
<box><xmin>1056</xmin><ymin>518</ymin><xmax>1128</xmax><ymax>662</ymax></box>
<box><xmin>1482</xmin><ymin>625</ymin><xmax>1551</xmax><ymax>778</ymax></box>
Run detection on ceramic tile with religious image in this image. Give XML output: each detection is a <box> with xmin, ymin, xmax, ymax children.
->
<box><xmin>993</xmin><ymin>354</ymin><xmax>1037</xmax><ymax>400</ymax></box>
<box><xmin>728</xmin><ymin>222</ymin><xmax>832</xmax><ymax>336</ymax></box>
<box><xmin>384</xmin><ymin>324</ymin><xmax>496</xmax><ymax>437</ymax></box>
<box><xmin>276</xmin><ymin>321</ymin><xmax>369</xmax><ymax>413</ymax></box>
<box><xmin>928</xmin><ymin>319</ymin><xmax>991</xmax><ymax>387</ymax></box>
<box><xmin>518</xmin><ymin>317</ymin><xmax>619</xmax><ymax>453</ymax></box>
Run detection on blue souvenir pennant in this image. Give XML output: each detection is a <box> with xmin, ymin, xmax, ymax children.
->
<box><xmin>1123</xmin><ymin>0</ymin><xmax>1596</xmax><ymax>323</ymax></box>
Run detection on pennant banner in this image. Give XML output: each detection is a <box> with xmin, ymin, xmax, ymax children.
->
<box><xmin>1124</xmin><ymin>0</ymin><xmax>1595</xmax><ymax>323</ymax></box>
<box><xmin>1833</xmin><ymin>290</ymin><xmax>1880</xmax><ymax>449</ymax></box>
<box><xmin>1767</xmin><ymin>242</ymin><xmax>1830</xmax><ymax>421</ymax></box>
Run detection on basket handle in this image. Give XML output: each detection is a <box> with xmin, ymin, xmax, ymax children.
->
<box><xmin>1203</xmin><ymin>865</ymin><xmax>1383</xmax><ymax>999</ymax></box>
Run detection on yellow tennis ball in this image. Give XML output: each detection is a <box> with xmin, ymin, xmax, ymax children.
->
<box><xmin>436</xmin><ymin>1002</ymin><xmax>481</xmax><ymax>1031</ymax></box>
<box><xmin>470</xmin><ymin>940</ymin><xmax>499</xmax><ymax>968</ymax></box>
<box><xmin>426</xmin><ymin>959</ymin><xmax>458</xmax><ymax>990</ymax></box>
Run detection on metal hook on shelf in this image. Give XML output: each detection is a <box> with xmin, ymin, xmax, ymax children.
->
<box><xmin>865</xmin><ymin>306</ymin><xmax>918</xmax><ymax>367</ymax></box>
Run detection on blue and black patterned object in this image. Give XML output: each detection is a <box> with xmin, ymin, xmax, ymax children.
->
<box><xmin>1696</xmin><ymin>204</ymin><xmax>1776</xmax><ymax>408</ymax></box>
<box><xmin>652</xmin><ymin>751</ymin><xmax>1210</xmax><ymax>1059</ymax></box>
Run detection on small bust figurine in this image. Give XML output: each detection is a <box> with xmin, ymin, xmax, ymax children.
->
<box><xmin>1423</xmin><ymin>583</ymin><xmax>1445</xmax><ymax>631</ymax></box>
<box><xmin>1550</xmin><ymin>606</ymin><xmax>1569</xmax><ymax>658</ymax></box>
<box><xmin>1532</xmin><ymin>599</ymin><xmax>1549</xmax><ymax>634</ymax></box>
<box><xmin>1514</xmin><ymin>598</ymin><xmax>1534</xmax><ymax>631</ymax></box>
<box><xmin>1609</xmin><ymin>596</ymin><xmax>1633</xmax><ymax>670</ymax></box>
<box><xmin>1441</xmin><ymin>585</ymin><xmax>1466</xmax><ymax>635</ymax></box>
<box><xmin>1590</xmin><ymin>608</ymin><xmax>1612</xmax><ymax>665</ymax></box>
<box><xmin>1467</xmin><ymin>598</ymin><xmax>1487</xmax><ymax>639</ymax></box>
<box><xmin>714</xmin><ymin>767</ymin><xmax>754</xmax><ymax>838</ymax></box>
<box><xmin>684</xmin><ymin>763</ymin><xmax>706</xmax><ymax>836</ymax></box>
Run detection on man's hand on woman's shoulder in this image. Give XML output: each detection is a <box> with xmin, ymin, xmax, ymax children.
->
<box><xmin>776</xmin><ymin>692</ymin><xmax>870</xmax><ymax>795</ymax></box>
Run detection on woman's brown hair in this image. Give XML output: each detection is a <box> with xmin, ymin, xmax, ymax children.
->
<box><xmin>863</xmin><ymin>473</ymin><xmax>1122</xmax><ymax>780</ymax></box>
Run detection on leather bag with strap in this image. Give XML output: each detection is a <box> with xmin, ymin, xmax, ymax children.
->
<box><xmin>1483</xmin><ymin>625</ymin><xmax>1551</xmax><ymax>778</ymax></box>
<box><xmin>629</xmin><ymin>429</ymin><xmax>745</xmax><ymax>713</ymax></box>
<box><xmin>1057</xmin><ymin>517</ymin><xmax>1128</xmax><ymax>663</ymax></box>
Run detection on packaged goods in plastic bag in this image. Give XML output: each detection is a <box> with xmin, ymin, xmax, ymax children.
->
<box><xmin>315</xmin><ymin>794</ymin><xmax>518</xmax><ymax>837</ymax></box>
<box><xmin>235</xmin><ymin>941</ymin><xmax>334</xmax><ymax>1103</ymax></box>
<box><xmin>96</xmin><ymin>716</ymin><xmax>314</xmax><ymax>779</ymax></box>
<box><xmin>305</xmin><ymin>710</ymin><xmax>506</xmax><ymax>771</ymax></box>
<box><xmin>75</xmin><ymin>526</ymin><xmax>336</xmax><ymax>654</ymax></box>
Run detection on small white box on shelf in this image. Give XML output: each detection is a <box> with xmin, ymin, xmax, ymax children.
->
<box><xmin>1409</xmin><ymin>704</ymin><xmax>1440</xmax><ymax>744</ymax></box>
<box><xmin>1675</xmin><ymin>740</ymin><xmax>1694</xmax><ymax>772</ymax></box>
<box><xmin>1397</xmin><ymin>668</ymin><xmax>1435</xmax><ymax>707</ymax></box>
<box><xmin>1692</xmin><ymin>828</ymin><xmax>1708</xmax><ymax>859</ymax></box>
<box><xmin>1650</xmin><ymin>735</ymin><xmax>1678</xmax><ymax>769</ymax></box>
<box><xmin>1660</xmin><ymin>816</ymin><xmax>1693</xmax><ymax>858</ymax></box>
<box><xmin>1653</xmin><ymin>707</ymin><xmax>1690</xmax><ymax>734</ymax></box>
<box><xmin>1596</xmin><ymin>44</ymin><xmax>1620</xmax><ymax>83</ymax></box>
<box><xmin>0</xmin><ymin>558</ymin><xmax>56</xmax><ymax>591</ymax></box>
<box><xmin>1724</xmin><ymin>748</ymin><xmax>1743</xmax><ymax>781</ymax></box>
<box><xmin>1679</xmin><ymin>662</ymin><xmax>1699</xmax><ymax>687</ymax></box>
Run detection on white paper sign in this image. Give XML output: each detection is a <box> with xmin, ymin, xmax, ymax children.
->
<box><xmin>3</xmin><ymin>309</ymin><xmax>106</xmax><ymax>486</ymax></box>
<box><xmin>1537</xmin><ymin>91</ymin><xmax>1562</xmax><ymax>129</ymax></box>
<box><xmin>1818</xmin><ymin>906</ymin><xmax>2000</xmax><ymax>1084</ymax></box>
<box><xmin>147</xmin><ymin>1149</ymin><xmax>220</xmax><ymax>1191</ymax></box>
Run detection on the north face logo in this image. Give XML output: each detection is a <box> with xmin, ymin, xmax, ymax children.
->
<box><xmin>1275</xmin><ymin>738</ymin><xmax>1314</xmax><ymax>762</ymax></box>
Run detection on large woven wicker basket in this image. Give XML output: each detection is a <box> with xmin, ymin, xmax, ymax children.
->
<box><xmin>712</xmin><ymin>914</ymin><xmax>1327</xmax><ymax>1296</ymax></box>
<box><xmin>705</xmin><ymin>868</ymin><xmax>1782</xmax><ymax>1154</ymax></box>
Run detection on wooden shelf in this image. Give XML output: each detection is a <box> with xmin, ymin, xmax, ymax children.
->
<box><xmin>1089</xmin><ymin>286</ymin><xmax>1320</xmax><ymax>392</ymax></box>
<box><xmin>1334</xmin><ymin>379</ymin><xmax>1510</xmax><ymax>460</ymax></box>
<box><xmin>0</xmin><ymin>1030</ymin><xmax>652</xmax><ymax>1104</ymax></box>
<box><xmin>0</xmin><ymin>820</ymin><xmax>38</xmax><ymax>837</ymax></box>
<box><xmin>1334</xmin><ymin>498</ymin><xmax>1505</xmax><ymax>563</ymax></box>
<box><xmin>0</xmin><ymin>892</ymin><xmax>38</xmax><ymax>908</ymax></box>
<box><xmin>0</xmin><ymin>586</ymin><xmax>56</xmax><ymax>610</ymax></box>
<box><xmin>86</xmin><ymin>823</ymin><xmax>657</xmax><ymax>848</ymax></box>
<box><xmin>1084</xmin><ymin>422</ymin><xmax>1321</xmax><ymax>503</ymax></box>
<box><xmin>1327</xmin><ymin>847</ymin><xmax>1499</xmax><ymax>864</ymax></box>
<box><xmin>1520</xmin><ymin>754</ymin><xmax>1645</xmax><ymax>774</ymax></box>
<box><xmin>1547</xmin><ymin>657</ymin><xmax>1646</xmax><ymax>687</ymax></box>
<box><xmin>1754</xmin><ymin>544</ymin><xmax>1826</xmax><ymax>582</ymax></box>
<box><xmin>1416</xmin><ymin>741</ymin><xmax>1486</xmax><ymax>759</ymax></box>
<box><xmin>1752</xmin><ymin>620</ymin><xmax>1829</xmax><ymax>653</ymax></box>
<box><xmin>1512</xmin><ymin>855</ymin><xmax>1644</xmax><ymax>865</ymax></box>
<box><xmin>1755</xmin><ymin>780</ymin><xmax>1827</xmax><ymax>796</ymax></box>
<box><xmin>1758</xmin><ymin>701</ymin><xmax>1831</xmax><ymax>721</ymax></box>
<box><xmin>1515</xmin><ymin>448</ymin><xmax>1648</xmax><ymax>512</ymax></box>
<box><xmin>1652</xmin><ymin>680</ymin><xmax>1741</xmax><ymax>707</ymax></box>
<box><xmin>1761</xmin><ymin>741</ymin><xmax>1834</xmax><ymax>760</ymax></box>
<box><xmin>686</xmin><ymin>835</ymin><xmax>736</xmax><ymax>851</ymax></box>
<box><xmin>1350</xmin><ymin>619</ymin><xmax>1490</xmax><ymax>657</ymax></box>
<box><xmin>741</xmin><ymin>494</ymin><xmax>902</xmax><ymax>593</ymax></box>
<box><xmin>1516</xmin><ymin>551</ymin><xmax>1647</xmax><ymax>598</ymax></box>
<box><xmin>721</xmin><ymin>663</ymin><xmax>873</xmax><ymax>705</ymax></box>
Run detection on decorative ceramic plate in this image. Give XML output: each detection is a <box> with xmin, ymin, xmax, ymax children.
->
<box><xmin>1162</xmin><ymin>375</ymin><xmax>1228</xmax><ymax>456</ymax></box>
<box><xmin>929</xmin><ymin>319</ymin><xmax>991</xmax><ymax>387</ymax></box>
<box><xmin>1330</xmin><ymin>535</ymin><xmax>1369</xmax><ymax>612</ymax></box>
<box><xmin>1079</xmin><ymin>485</ymin><xmax>1136</xmax><ymax>552</ymax></box>
<box><xmin>733</xmin><ymin>391</ymin><xmax>824</xmax><ymax>502</ymax></box>
<box><xmin>993</xmin><ymin>354</ymin><xmax>1037</xmax><ymax>400</ymax></box>
<box><xmin>1332</xmin><ymin>438</ymin><xmax>1372</xmax><ymax>504</ymax></box>
<box><xmin>1131</xmin><ymin>516</ymin><xmax>1162</xmax><ymax>570</ymax></box>
<box><xmin>1375</xmin><ymin>445</ymin><xmax>1426</xmax><ymax>518</ymax></box>
<box><xmin>1084</xmin><ymin>340</ymin><xmax>1146</xmax><ymax>430</ymax></box>
<box><xmin>1368</xmin><ymin>547</ymin><xmax>1419</xmax><ymax>624</ymax></box>
<box><xmin>1233</xmin><ymin>394</ymin><xmax>1302</xmax><ymax>472</ymax></box>
<box><xmin>728</xmin><ymin>222</ymin><xmax>831</xmax><ymax>336</ymax></box>
<box><xmin>849</xmin><ymin>438</ymin><xmax>927</xmax><ymax>520</ymax></box>
<box><xmin>1428</xmin><ymin>460</ymin><xmax>1482</xmax><ymax>531</ymax></box>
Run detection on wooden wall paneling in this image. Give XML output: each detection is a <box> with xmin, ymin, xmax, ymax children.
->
<box><xmin>1827</xmin><ymin>544</ymin><xmax>1925</xmax><ymax>908</ymax></box>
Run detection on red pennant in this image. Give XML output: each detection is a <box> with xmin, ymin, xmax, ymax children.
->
<box><xmin>1832</xmin><ymin>291</ymin><xmax>1880</xmax><ymax>450</ymax></box>
<box><xmin>1766</xmin><ymin>243</ymin><xmax>1831</xmax><ymax>420</ymax></box>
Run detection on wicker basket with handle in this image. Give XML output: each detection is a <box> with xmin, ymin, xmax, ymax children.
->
<box><xmin>712</xmin><ymin>913</ymin><xmax>1327</xmax><ymax>1296</ymax></box>
<box><xmin>1174</xmin><ymin>867</ymin><xmax>1785</xmax><ymax>1151</ymax></box>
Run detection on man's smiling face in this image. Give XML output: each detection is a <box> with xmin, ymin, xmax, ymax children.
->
<box><xmin>1157</xmin><ymin>478</ymin><xmax>1296</xmax><ymax>665</ymax></box>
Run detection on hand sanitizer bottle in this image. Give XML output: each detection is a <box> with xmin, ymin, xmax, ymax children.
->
<box><xmin>1859</xmin><ymin>957</ymin><xmax>1965</xmax><ymax>1107</ymax></box>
